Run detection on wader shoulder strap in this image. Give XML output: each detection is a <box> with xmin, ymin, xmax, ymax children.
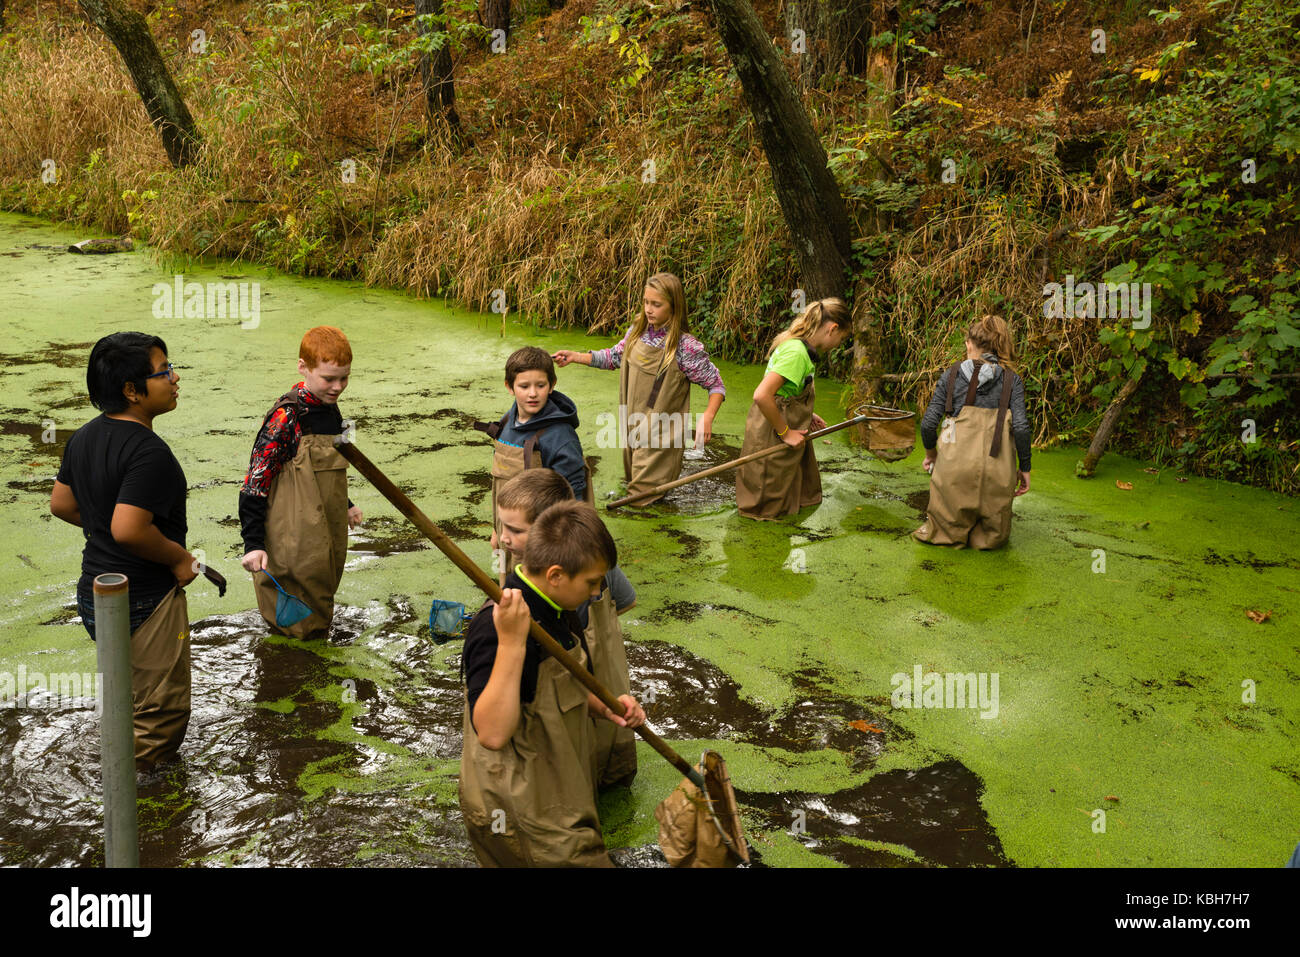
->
<box><xmin>989</xmin><ymin>371</ymin><xmax>1013</xmax><ymax>459</ymax></box>
<box><xmin>471</xmin><ymin>414</ymin><xmax>509</xmax><ymax>440</ymax></box>
<box><xmin>964</xmin><ymin>361</ymin><xmax>983</xmax><ymax>407</ymax></box>
<box><xmin>564</xmin><ymin>614</ymin><xmax>595</xmax><ymax>674</ymax></box>
<box><xmin>645</xmin><ymin>341</ymin><xmax>683</xmax><ymax>409</ymax></box>
<box><xmin>646</xmin><ymin>370</ymin><xmax>668</xmax><ymax>409</ymax></box>
<box><xmin>265</xmin><ymin>391</ymin><xmax>310</xmax><ymax>435</ymax></box>
<box><xmin>531</xmin><ymin>614</ymin><xmax>592</xmax><ymax>672</ymax></box>
<box><xmin>943</xmin><ymin>364</ymin><xmax>962</xmax><ymax>415</ymax></box>
<box><xmin>522</xmin><ymin>427</ymin><xmax>550</xmax><ymax>469</ymax></box>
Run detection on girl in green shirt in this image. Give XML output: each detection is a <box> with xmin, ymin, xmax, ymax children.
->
<box><xmin>736</xmin><ymin>299</ymin><xmax>851</xmax><ymax>520</ymax></box>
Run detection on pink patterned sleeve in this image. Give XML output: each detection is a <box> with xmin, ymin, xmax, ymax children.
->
<box><xmin>677</xmin><ymin>334</ymin><xmax>726</xmax><ymax>396</ymax></box>
<box><xmin>590</xmin><ymin>328</ymin><xmax>631</xmax><ymax>371</ymax></box>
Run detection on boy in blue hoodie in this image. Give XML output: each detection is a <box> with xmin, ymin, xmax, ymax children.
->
<box><xmin>475</xmin><ymin>347</ymin><xmax>590</xmax><ymax>574</ymax></box>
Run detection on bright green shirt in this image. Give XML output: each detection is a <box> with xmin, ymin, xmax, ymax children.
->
<box><xmin>766</xmin><ymin>339</ymin><xmax>815</xmax><ymax>399</ymax></box>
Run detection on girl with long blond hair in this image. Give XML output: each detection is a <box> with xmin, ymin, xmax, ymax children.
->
<box><xmin>914</xmin><ymin>313</ymin><xmax>1032</xmax><ymax>549</ymax></box>
<box><xmin>735</xmin><ymin>298</ymin><xmax>851</xmax><ymax>520</ymax></box>
<box><xmin>554</xmin><ymin>272</ymin><xmax>726</xmax><ymax>505</ymax></box>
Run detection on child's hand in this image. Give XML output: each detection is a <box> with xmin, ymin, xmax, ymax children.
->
<box><xmin>923</xmin><ymin>450</ymin><xmax>937</xmax><ymax>474</ymax></box>
<box><xmin>493</xmin><ymin>588</ymin><xmax>531</xmax><ymax>649</ymax></box>
<box><xmin>171</xmin><ymin>553</ymin><xmax>200</xmax><ymax>587</ymax></box>
<box><xmin>552</xmin><ymin>350</ymin><xmax>582</xmax><ymax>368</ymax></box>
<box><xmin>810</xmin><ymin>414</ymin><xmax>827</xmax><ymax>431</ymax></box>
<box><xmin>616</xmin><ymin>694</ymin><xmax>645</xmax><ymax>728</ymax></box>
<box><xmin>591</xmin><ymin>694</ymin><xmax>646</xmax><ymax>728</ymax></box>
<box><xmin>1015</xmin><ymin>471</ymin><xmax>1031</xmax><ymax>496</ymax></box>
<box><xmin>694</xmin><ymin>414</ymin><xmax>714</xmax><ymax>447</ymax></box>
<box><xmin>347</xmin><ymin>505</ymin><xmax>364</xmax><ymax>527</ymax></box>
<box><xmin>782</xmin><ymin>428</ymin><xmax>807</xmax><ymax>448</ymax></box>
<box><xmin>241</xmin><ymin>549</ymin><xmax>269</xmax><ymax>573</ymax></box>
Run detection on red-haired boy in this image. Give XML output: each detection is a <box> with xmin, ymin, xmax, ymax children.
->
<box><xmin>239</xmin><ymin>326</ymin><xmax>363</xmax><ymax>639</ymax></box>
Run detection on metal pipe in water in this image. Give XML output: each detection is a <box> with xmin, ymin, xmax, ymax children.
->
<box><xmin>93</xmin><ymin>573</ymin><xmax>138</xmax><ymax>868</ymax></box>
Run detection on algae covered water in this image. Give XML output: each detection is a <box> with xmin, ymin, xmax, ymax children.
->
<box><xmin>0</xmin><ymin>214</ymin><xmax>1296</xmax><ymax>867</ymax></box>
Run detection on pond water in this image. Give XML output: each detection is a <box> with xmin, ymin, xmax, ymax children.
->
<box><xmin>1</xmin><ymin>215</ymin><xmax>1295</xmax><ymax>867</ymax></box>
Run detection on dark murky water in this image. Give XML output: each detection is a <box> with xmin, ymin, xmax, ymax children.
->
<box><xmin>1</xmin><ymin>618</ymin><xmax>1003</xmax><ymax>867</ymax></box>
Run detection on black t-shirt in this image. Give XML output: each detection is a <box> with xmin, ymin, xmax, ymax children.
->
<box><xmin>56</xmin><ymin>414</ymin><xmax>187</xmax><ymax>600</ymax></box>
<box><xmin>461</xmin><ymin>570</ymin><xmax>591</xmax><ymax>728</ymax></box>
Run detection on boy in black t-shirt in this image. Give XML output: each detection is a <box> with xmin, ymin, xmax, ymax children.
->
<box><xmin>51</xmin><ymin>332</ymin><xmax>209</xmax><ymax>771</ymax></box>
<box><xmin>459</xmin><ymin>501</ymin><xmax>645</xmax><ymax>867</ymax></box>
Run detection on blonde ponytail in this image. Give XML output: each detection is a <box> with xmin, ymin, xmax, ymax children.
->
<box><xmin>768</xmin><ymin>297</ymin><xmax>851</xmax><ymax>358</ymax></box>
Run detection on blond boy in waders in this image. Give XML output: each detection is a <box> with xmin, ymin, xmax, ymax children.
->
<box><xmin>52</xmin><ymin>333</ymin><xmax>216</xmax><ymax>771</ymax></box>
<box><xmin>495</xmin><ymin>469</ymin><xmax>639</xmax><ymax>790</ymax></box>
<box><xmin>459</xmin><ymin>501</ymin><xmax>646</xmax><ymax>867</ymax></box>
<box><xmin>239</xmin><ymin>327</ymin><xmax>363</xmax><ymax>639</ymax></box>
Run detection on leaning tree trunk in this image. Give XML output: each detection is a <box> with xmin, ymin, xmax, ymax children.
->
<box><xmin>76</xmin><ymin>0</ymin><xmax>199</xmax><ymax>168</ymax></box>
<box><xmin>710</xmin><ymin>0</ymin><xmax>852</xmax><ymax>300</ymax></box>
<box><xmin>849</xmin><ymin>0</ymin><xmax>898</xmax><ymax>408</ymax></box>
<box><xmin>1078</xmin><ymin>374</ymin><xmax>1143</xmax><ymax>477</ymax></box>
<box><xmin>783</xmin><ymin>0</ymin><xmax>873</xmax><ymax>90</ymax></box>
<box><xmin>480</xmin><ymin>0</ymin><xmax>510</xmax><ymax>44</ymax></box>
<box><xmin>414</xmin><ymin>0</ymin><xmax>462</xmax><ymax>139</ymax></box>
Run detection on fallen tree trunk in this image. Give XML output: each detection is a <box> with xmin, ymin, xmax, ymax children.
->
<box><xmin>76</xmin><ymin>0</ymin><xmax>200</xmax><ymax>168</ymax></box>
<box><xmin>1078</xmin><ymin>374</ymin><xmax>1143</xmax><ymax>477</ymax></box>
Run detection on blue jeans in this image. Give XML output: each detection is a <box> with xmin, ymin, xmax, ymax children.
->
<box><xmin>76</xmin><ymin>591</ymin><xmax>166</xmax><ymax>641</ymax></box>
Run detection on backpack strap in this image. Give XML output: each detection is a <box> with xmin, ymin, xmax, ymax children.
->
<box><xmin>471</xmin><ymin>413</ymin><xmax>509</xmax><ymax>440</ymax></box>
<box><xmin>989</xmin><ymin>370</ymin><xmax>1013</xmax><ymax>459</ymax></box>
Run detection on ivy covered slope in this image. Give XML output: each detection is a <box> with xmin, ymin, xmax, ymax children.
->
<box><xmin>0</xmin><ymin>0</ymin><xmax>1294</xmax><ymax>490</ymax></box>
<box><xmin>1080</xmin><ymin>0</ymin><xmax>1298</xmax><ymax>492</ymax></box>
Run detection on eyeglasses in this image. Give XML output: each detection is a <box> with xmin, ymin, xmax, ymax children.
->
<box><xmin>145</xmin><ymin>363</ymin><xmax>176</xmax><ymax>381</ymax></box>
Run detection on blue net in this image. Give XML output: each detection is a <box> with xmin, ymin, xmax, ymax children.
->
<box><xmin>261</xmin><ymin>571</ymin><xmax>314</xmax><ymax>628</ymax></box>
<box><xmin>275</xmin><ymin>590</ymin><xmax>314</xmax><ymax>628</ymax></box>
<box><xmin>429</xmin><ymin>599</ymin><xmax>471</xmax><ymax>640</ymax></box>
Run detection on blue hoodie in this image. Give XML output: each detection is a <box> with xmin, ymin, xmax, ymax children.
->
<box><xmin>495</xmin><ymin>390</ymin><xmax>587</xmax><ymax>500</ymax></box>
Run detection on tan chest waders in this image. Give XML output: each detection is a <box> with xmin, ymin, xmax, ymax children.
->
<box><xmin>475</xmin><ymin>413</ymin><xmax>595</xmax><ymax>581</ymax></box>
<box><xmin>129</xmin><ymin>585</ymin><xmax>191</xmax><ymax>770</ymax></box>
<box><xmin>913</xmin><ymin>363</ymin><xmax>1017</xmax><ymax>549</ymax></box>
<box><xmin>620</xmin><ymin>336</ymin><xmax>691</xmax><ymax>504</ymax></box>
<box><xmin>253</xmin><ymin>426</ymin><xmax>350</xmax><ymax>637</ymax></box>
<box><xmin>736</xmin><ymin>379</ymin><xmax>822</xmax><ymax>520</ymax></box>
<box><xmin>458</xmin><ymin>639</ymin><xmax>613</xmax><ymax>868</ymax></box>
<box><xmin>583</xmin><ymin>587</ymin><xmax>637</xmax><ymax>790</ymax></box>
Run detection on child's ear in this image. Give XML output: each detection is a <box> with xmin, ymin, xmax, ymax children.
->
<box><xmin>504</xmin><ymin>378</ymin><xmax>513</xmax><ymax>391</ymax></box>
<box><xmin>297</xmin><ymin>358</ymin><xmax>308</xmax><ymax>376</ymax></box>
